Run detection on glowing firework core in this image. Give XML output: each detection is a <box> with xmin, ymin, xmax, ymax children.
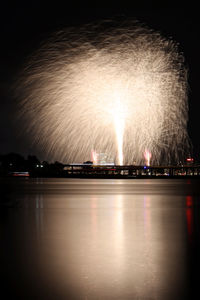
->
<box><xmin>18</xmin><ymin>21</ymin><xmax>189</xmax><ymax>165</ymax></box>
<box><xmin>144</xmin><ymin>150</ymin><xmax>152</xmax><ymax>166</ymax></box>
<box><xmin>91</xmin><ymin>150</ymin><xmax>98</xmax><ymax>165</ymax></box>
<box><xmin>112</xmin><ymin>93</ymin><xmax>127</xmax><ymax>165</ymax></box>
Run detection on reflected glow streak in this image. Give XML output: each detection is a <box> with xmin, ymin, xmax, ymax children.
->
<box><xmin>18</xmin><ymin>21</ymin><xmax>189</xmax><ymax>164</ymax></box>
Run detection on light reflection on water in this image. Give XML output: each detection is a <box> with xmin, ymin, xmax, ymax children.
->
<box><xmin>1</xmin><ymin>178</ymin><xmax>200</xmax><ymax>299</ymax></box>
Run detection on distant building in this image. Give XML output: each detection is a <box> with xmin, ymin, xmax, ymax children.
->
<box><xmin>92</xmin><ymin>151</ymin><xmax>114</xmax><ymax>165</ymax></box>
<box><xmin>83</xmin><ymin>161</ymin><xmax>93</xmax><ymax>165</ymax></box>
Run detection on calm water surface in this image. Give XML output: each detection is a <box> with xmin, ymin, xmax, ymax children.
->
<box><xmin>1</xmin><ymin>178</ymin><xmax>200</xmax><ymax>299</ymax></box>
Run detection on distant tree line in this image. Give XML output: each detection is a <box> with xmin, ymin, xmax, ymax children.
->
<box><xmin>0</xmin><ymin>153</ymin><xmax>65</xmax><ymax>177</ymax></box>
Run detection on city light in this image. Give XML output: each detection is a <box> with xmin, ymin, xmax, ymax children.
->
<box><xmin>186</xmin><ymin>158</ymin><xmax>194</xmax><ymax>162</ymax></box>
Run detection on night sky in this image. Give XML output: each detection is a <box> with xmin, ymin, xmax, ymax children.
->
<box><xmin>0</xmin><ymin>2</ymin><xmax>200</xmax><ymax>162</ymax></box>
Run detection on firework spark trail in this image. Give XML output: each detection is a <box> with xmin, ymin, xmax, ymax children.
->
<box><xmin>17</xmin><ymin>21</ymin><xmax>189</xmax><ymax>165</ymax></box>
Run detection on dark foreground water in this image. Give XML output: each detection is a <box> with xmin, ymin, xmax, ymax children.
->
<box><xmin>1</xmin><ymin>178</ymin><xmax>200</xmax><ymax>300</ymax></box>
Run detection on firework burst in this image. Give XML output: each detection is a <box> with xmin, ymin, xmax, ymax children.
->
<box><xmin>16</xmin><ymin>20</ymin><xmax>189</xmax><ymax>165</ymax></box>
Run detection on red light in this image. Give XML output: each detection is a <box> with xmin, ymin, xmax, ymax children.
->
<box><xmin>186</xmin><ymin>158</ymin><xmax>194</xmax><ymax>162</ymax></box>
<box><xmin>186</xmin><ymin>196</ymin><xmax>193</xmax><ymax>207</ymax></box>
<box><xmin>186</xmin><ymin>196</ymin><xmax>193</xmax><ymax>242</ymax></box>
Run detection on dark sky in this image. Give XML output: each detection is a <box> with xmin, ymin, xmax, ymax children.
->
<box><xmin>0</xmin><ymin>2</ymin><xmax>200</xmax><ymax>161</ymax></box>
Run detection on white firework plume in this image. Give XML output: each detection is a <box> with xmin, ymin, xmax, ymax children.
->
<box><xmin>16</xmin><ymin>20</ymin><xmax>189</xmax><ymax>165</ymax></box>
